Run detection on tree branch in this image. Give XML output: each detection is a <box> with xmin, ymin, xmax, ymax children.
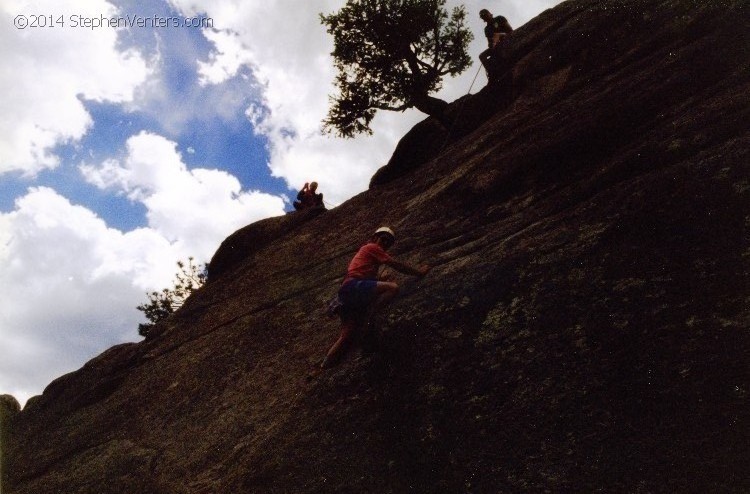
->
<box><xmin>372</xmin><ymin>101</ymin><xmax>411</xmax><ymax>112</ymax></box>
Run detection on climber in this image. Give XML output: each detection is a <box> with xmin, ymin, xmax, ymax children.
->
<box><xmin>293</xmin><ymin>181</ymin><xmax>325</xmax><ymax>210</ymax></box>
<box><xmin>478</xmin><ymin>9</ymin><xmax>513</xmax><ymax>80</ymax></box>
<box><xmin>313</xmin><ymin>227</ymin><xmax>431</xmax><ymax>374</ymax></box>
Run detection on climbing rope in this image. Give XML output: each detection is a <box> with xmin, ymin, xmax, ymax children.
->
<box><xmin>436</xmin><ymin>65</ymin><xmax>484</xmax><ymax>156</ymax></box>
<box><xmin>466</xmin><ymin>64</ymin><xmax>484</xmax><ymax>97</ymax></box>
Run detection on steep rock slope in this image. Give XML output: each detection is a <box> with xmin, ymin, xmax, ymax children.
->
<box><xmin>5</xmin><ymin>1</ymin><xmax>749</xmax><ymax>492</ymax></box>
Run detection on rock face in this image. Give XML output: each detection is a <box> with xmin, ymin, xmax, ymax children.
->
<box><xmin>207</xmin><ymin>207</ymin><xmax>326</xmax><ymax>284</ymax></box>
<box><xmin>5</xmin><ymin>1</ymin><xmax>749</xmax><ymax>492</ymax></box>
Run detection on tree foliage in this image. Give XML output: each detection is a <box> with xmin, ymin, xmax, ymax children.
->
<box><xmin>321</xmin><ymin>0</ymin><xmax>473</xmax><ymax>137</ymax></box>
<box><xmin>137</xmin><ymin>257</ymin><xmax>207</xmax><ymax>337</ymax></box>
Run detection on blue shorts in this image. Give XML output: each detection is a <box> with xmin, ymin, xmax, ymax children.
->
<box><xmin>338</xmin><ymin>279</ymin><xmax>378</xmax><ymax>321</ymax></box>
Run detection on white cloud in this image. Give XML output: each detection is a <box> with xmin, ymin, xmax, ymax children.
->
<box><xmin>0</xmin><ymin>0</ymin><xmax>151</xmax><ymax>176</ymax></box>
<box><xmin>80</xmin><ymin>131</ymin><xmax>286</xmax><ymax>257</ymax></box>
<box><xmin>167</xmin><ymin>0</ymin><xmax>563</xmax><ymax>205</ymax></box>
<box><xmin>197</xmin><ymin>28</ymin><xmax>254</xmax><ymax>85</ymax></box>
<box><xmin>121</xmin><ymin>21</ymin><xmax>264</xmax><ymax>138</ymax></box>
<box><xmin>0</xmin><ymin>187</ymin><xmax>170</xmax><ymax>406</ymax></box>
<box><xmin>1</xmin><ymin>130</ymin><xmax>286</xmax><ymax>405</ymax></box>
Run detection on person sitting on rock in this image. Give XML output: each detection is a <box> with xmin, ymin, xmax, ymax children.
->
<box><xmin>293</xmin><ymin>181</ymin><xmax>324</xmax><ymax>210</ymax></box>
<box><xmin>478</xmin><ymin>9</ymin><xmax>513</xmax><ymax>80</ymax></box>
<box><xmin>314</xmin><ymin>227</ymin><xmax>431</xmax><ymax>373</ymax></box>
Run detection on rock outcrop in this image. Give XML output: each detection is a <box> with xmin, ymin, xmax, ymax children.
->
<box><xmin>207</xmin><ymin>207</ymin><xmax>326</xmax><ymax>283</ymax></box>
<box><xmin>5</xmin><ymin>1</ymin><xmax>749</xmax><ymax>492</ymax></box>
<box><xmin>1</xmin><ymin>395</ymin><xmax>20</xmax><ymax>492</ymax></box>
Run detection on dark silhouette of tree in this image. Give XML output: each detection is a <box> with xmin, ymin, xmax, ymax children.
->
<box><xmin>137</xmin><ymin>257</ymin><xmax>207</xmax><ymax>337</ymax></box>
<box><xmin>321</xmin><ymin>0</ymin><xmax>473</xmax><ymax>137</ymax></box>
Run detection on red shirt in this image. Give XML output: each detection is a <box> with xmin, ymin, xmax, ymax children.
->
<box><xmin>343</xmin><ymin>242</ymin><xmax>392</xmax><ymax>284</ymax></box>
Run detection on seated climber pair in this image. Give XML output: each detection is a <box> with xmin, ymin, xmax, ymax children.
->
<box><xmin>312</xmin><ymin>227</ymin><xmax>431</xmax><ymax>375</ymax></box>
<box><xmin>293</xmin><ymin>182</ymin><xmax>325</xmax><ymax>211</ymax></box>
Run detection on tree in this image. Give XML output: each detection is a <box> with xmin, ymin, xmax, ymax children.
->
<box><xmin>137</xmin><ymin>257</ymin><xmax>207</xmax><ymax>337</ymax></box>
<box><xmin>321</xmin><ymin>0</ymin><xmax>473</xmax><ymax>137</ymax></box>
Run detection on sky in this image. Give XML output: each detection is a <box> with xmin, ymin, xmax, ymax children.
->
<box><xmin>0</xmin><ymin>0</ymin><xmax>563</xmax><ymax>407</ymax></box>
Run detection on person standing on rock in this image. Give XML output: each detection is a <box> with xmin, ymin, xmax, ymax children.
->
<box><xmin>478</xmin><ymin>9</ymin><xmax>513</xmax><ymax>80</ymax></box>
<box><xmin>313</xmin><ymin>227</ymin><xmax>431</xmax><ymax>374</ymax></box>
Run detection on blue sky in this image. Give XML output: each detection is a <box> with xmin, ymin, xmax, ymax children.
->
<box><xmin>0</xmin><ymin>0</ymin><xmax>562</xmax><ymax>406</ymax></box>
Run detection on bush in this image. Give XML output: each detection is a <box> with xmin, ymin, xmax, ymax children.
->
<box><xmin>137</xmin><ymin>257</ymin><xmax>207</xmax><ymax>337</ymax></box>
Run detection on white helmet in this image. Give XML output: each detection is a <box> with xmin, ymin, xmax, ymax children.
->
<box><xmin>375</xmin><ymin>226</ymin><xmax>395</xmax><ymax>240</ymax></box>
